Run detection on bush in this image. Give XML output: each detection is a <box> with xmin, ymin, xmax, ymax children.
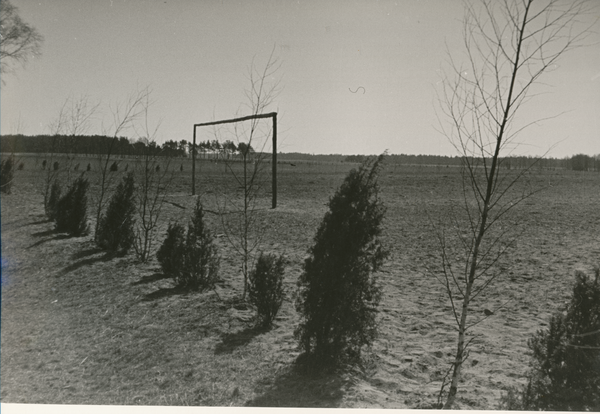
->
<box><xmin>45</xmin><ymin>180</ymin><xmax>62</xmax><ymax>221</ymax></box>
<box><xmin>86</xmin><ymin>163</ymin><xmax>91</xmax><ymax>171</ymax></box>
<box><xmin>295</xmin><ymin>154</ymin><xmax>387</xmax><ymax>367</ymax></box>
<box><xmin>110</xmin><ymin>161</ymin><xmax>118</xmax><ymax>172</ymax></box>
<box><xmin>42</xmin><ymin>159</ymin><xmax>47</xmax><ymax>170</ymax></box>
<box><xmin>17</xmin><ymin>162</ymin><xmax>24</xmax><ymax>171</ymax></box>
<box><xmin>53</xmin><ymin>161</ymin><xmax>59</xmax><ymax>171</ymax></box>
<box><xmin>156</xmin><ymin>223</ymin><xmax>186</xmax><ymax>278</ymax></box>
<box><xmin>96</xmin><ymin>172</ymin><xmax>136</xmax><ymax>254</ymax></box>
<box><xmin>248</xmin><ymin>253</ymin><xmax>286</xmax><ymax>328</ymax></box>
<box><xmin>156</xmin><ymin>200</ymin><xmax>220</xmax><ymax>291</ymax></box>
<box><xmin>181</xmin><ymin>199</ymin><xmax>220</xmax><ymax>290</ymax></box>
<box><xmin>55</xmin><ymin>175</ymin><xmax>90</xmax><ymax>236</ymax></box>
<box><xmin>1</xmin><ymin>154</ymin><xmax>15</xmax><ymax>194</ymax></box>
<box><xmin>518</xmin><ymin>268</ymin><xmax>600</xmax><ymax>411</ymax></box>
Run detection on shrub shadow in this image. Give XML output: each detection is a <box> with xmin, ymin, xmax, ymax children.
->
<box><xmin>142</xmin><ymin>286</ymin><xmax>184</xmax><ymax>302</ymax></box>
<box><xmin>60</xmin><ymin>252</ymin><xmax>115</xmax><ymax>275</ymax></box>
<box><xmin>71</xmin><ymin>247</ymin><xmax>104</xmax><ymax>260</ymax></box>
<box><xmin>246</xmin><ymin>363</ymin><xmax>346</xmax><ymax>407</ymax></box>
<box><xmin>214</xmin><ymin>325</ymin><xmax>267</xmax><ymax>355</ymax></box>
<box><xmin>25</xmin><ymin>218</ymin><xmax>52</xmax><ymax>227</ymax></box>
<box><xmin>31</xmin><ymin>229</ymin><xmax>58</xmax><ymax>238</ymax></box>
<box><xmin>27</xmin><ymin>233</ymin><xmax>70</xmax><ymax>249</ymax></box>
<box><xmin>131</xmin><ymin>273</ymin><xmax>171</xmax><ymax>286</ymax></box>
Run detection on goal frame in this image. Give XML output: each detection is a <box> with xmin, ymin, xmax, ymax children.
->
<box><xmin>192</xmin><ymin>112</ymin><xmax>278</xmax><ymax>208</ymax></box>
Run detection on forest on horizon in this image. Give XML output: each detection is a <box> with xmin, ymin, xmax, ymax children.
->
<box><xmin>1</xmin><ymin>133</ymin><xmax>599</xmax><ymax>172</ymax></box>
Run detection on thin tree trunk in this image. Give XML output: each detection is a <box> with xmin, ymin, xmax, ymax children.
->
<box><xmin>444</xmin><ymin>2</ymin><xmax>530</xmax><ymax>408</ymax></box>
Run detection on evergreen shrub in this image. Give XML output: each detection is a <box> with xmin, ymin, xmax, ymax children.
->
<box><xmin>248</xmin><ymin>253</ymin><xmax>286</xmax><ymax>328</ymax></box>
<box><xmin>96</xmin><ymin>172</ymin><xmax>136</xmax><ymax>254</ymax></box>
<box><xmin>295</xmin><ymin>154</ymin><xmax>388</xmax><ymax>367</ymax></box>
<box><xmin>157</xmin><ymin>199</ymin><xmax>220</xmax><ymax>291</ymax></box>
<box><xmin>46</xmin><ymin>180</ymin><xmax>62</xmax><ymax>220</ymax></box>
<box><xmin>1</xmin><ymin>154</ymin><xmax>15</xmax><ymax>194</ymax></box>
<box><xmin>503</xmin><ymin>268</ymin><xmax>600</xmax><ymax>410</ymax></box>
<box><xmin>55</xmin><ymin>175</ymin><xmax>90</xmax><ymax>236</ymax></box>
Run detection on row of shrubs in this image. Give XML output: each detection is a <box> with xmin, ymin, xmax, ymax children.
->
<box><xmin>155</xmin><ymin>197</ymin><xmax>285</xmax><ymax>328</ymax></box>
<box><xmin>40</xmin><ymin>159</ymin><xmax>171</xmax><ymax>172</ymax></box>
<box><xmin>42</xmin><ymin>170</ymin><xmax>286</xmax><ymax>328</ymax></box>
<box><xmin>1</xmin><ymin>155</ymin><xmax>128</xmax><ymax>197</ymax></box>
<box><xmin>36</xmin><ymin>156</ymin><xmax>387</xmax><ymax>351</ymax></box>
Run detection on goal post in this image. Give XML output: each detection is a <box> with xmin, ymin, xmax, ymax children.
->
<box><xmin>192</xmin><ymin>112</ymin><xmax>278</xmax><ymax>208</ymax></box>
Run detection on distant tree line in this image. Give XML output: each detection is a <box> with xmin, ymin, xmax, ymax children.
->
<box><xmin>345</xmin><ymin>153</ymin><xmax>600</xmax><ymax>171</ymax></box>
<box><xmin>0</xmin><ymin>134</ymin><xmax>254</xmax><ymax>160</ymax></box>
<box><xmin>1</xmin><ymin>134</ymin><xmax>597</xmax><ymax>171</ymax></box>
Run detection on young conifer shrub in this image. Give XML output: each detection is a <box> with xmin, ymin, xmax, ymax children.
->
<box><xmin>156</xmin><ymin>223</ymin><xmax>186</xmax><ymax>279</ymax></box>
<box><xmin>156</xmin><ymin>200</ymin><xmax>220</xmax><ymax>292</ymax></box>
<box><xmin>110</xmin><ymin>161</ymin><xmax>118</xmax><ymax>172</ymax></box>
<box><xmin>1</xmin><ymin>154</ymin><xmax>15</xmax><ymax>194</ymax></box>
<box><xmin>46</xmin><ymin>180</ymin><xmax>62</xmax><ymax>221</ymax></box>
<box><xmin>181</xmin><ymin>199</ymin><xmax>220</xmax><ymax>291</ymax></box>
<box><xmin>248</xmin><ymin>253</ymin><xmax>286</xmax><ymax>328</ymax></box>
<box><xmin>55</xmin><ymin>175</ymin><xmax>90</xmax><ymax>236</ymax></box>
<box><xmin>518</xmin><ymin>268</ymin><xmax>600</xmax><ymax>411</ymax></box>
<box><xmin>295</xmin><ymin>154</ymin><xmax>387</xmax><ymax>367</ymax></box>
<box><xmin>96</xmin><ymin>172</ymin><xmax>136</xmax><ymax>255</ymax></box>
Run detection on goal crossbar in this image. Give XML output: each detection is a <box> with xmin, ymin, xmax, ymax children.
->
<box><xmin>192</xmin><ymin>112</ymin><xmax>278</xmax><ymax>208</ymax></box>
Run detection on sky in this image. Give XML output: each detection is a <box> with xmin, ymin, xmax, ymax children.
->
<box><xmin>1</xmin><ymin>0</ymin><xmax>599</xmax><ymax>157</ymax></box>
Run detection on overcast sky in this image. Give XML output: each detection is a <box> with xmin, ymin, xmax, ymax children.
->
<box><xmin>1</xmin><ymin>0</ymin><xmax>599</xmax><ymax>157</ymax></box>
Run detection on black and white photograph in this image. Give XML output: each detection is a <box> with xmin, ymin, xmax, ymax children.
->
<box><xmin>1</xmin><ymin>0</ymin><xmax>599</xmax><ymax>412</ymax></box>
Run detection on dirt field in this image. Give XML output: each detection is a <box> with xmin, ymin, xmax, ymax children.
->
<box><xmin>1</xmin><ymin>155</ymin><xmax>599</xmax><ymax>409</ymax></box>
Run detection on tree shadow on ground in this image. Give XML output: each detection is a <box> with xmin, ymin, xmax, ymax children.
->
<box><xmin>31</xmin><ymin>228</ymin><xmax>58</xmax><ymax>238</ymax></box>
<box><xmin>71</xmin><ymin>247</ymin><xmax>104</xmax><ymax>260</ymax></box>
<box><xmin>142</xmin><ymin>286</ymin><xmax>185</xmax><ymax>302</ymax></box>
<box><xmin>214</xmin><ymin>325</ymin><xmax>267</xmax><ymax>355</ymax></box>
<box><xmin>131</xmin><ymin>272</ymin><xmax>171</xmax><ymax>286</ymax></box>
<box><xmin>27</xmin><ymin>231</ymin><xmax>70</xmax><ymax>249</ymax></box>
<box><xmin>24</xmin><ymin>218</ymin><xmax>52</xmax><ymax>227</ymax></box>
<box><xmin>60</xmin><ymin>252</ymin><xmax>116</xmax><ymax>275</ymax></box>
<box><xmin>246</xmin><ymin>363</ymin><xmax>347</xmax><ymax>408</ymax></box>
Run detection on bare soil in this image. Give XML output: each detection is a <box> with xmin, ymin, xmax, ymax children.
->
<box><xmin>1</xmin><ymin>157</ymin><xmax>599</xmax><ymax>409</ymax></box>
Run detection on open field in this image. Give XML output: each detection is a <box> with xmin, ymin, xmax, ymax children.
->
<box><xmin>1</xmin><ymin>155</ymin><xmax>599</xmax><ymax>409</ymax></box>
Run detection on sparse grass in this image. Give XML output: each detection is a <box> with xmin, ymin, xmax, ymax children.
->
<box><xmin>2</xmin><ymin>153</ymin><xmax>600</xmax><ymax>408</ymax></box>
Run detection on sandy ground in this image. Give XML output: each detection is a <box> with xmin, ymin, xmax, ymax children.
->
<box><xmin>1</xmin><ymin>162</ymin><xmax>599</xmax><ymax>409</ymax></box>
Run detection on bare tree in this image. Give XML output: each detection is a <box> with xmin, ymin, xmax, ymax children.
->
<box><xmin>219</xmin><ymin>50</ymin><xmax>281</xmax><ymax>299</ymax></box>
<box><xmin>63</xmin><ymin>94</ymin><xmax>101</xmax><ymax>137</ymax></box>
<box><xmin>94</xmin><ymin>87</ymin><xmax>148</xmax><ymax>241</ymax></box>
<box><xmin>42</xmin><ymin>95</ymin><xmax>99</xmax><ymax>214</ymax></box>
<box><xmin>0</xmin><ymin>0</ymin><xmax>43</xmax><ymax>80</ymax></box>
<box><xmin>131</xmin><ymin>94</ymin><xmax>173</xmax><ymax>262</ymax></box>
<box><xmin>435</xmin><ymin>0</ymin><xmax>592</xmax><ymax>408</ymax></box>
